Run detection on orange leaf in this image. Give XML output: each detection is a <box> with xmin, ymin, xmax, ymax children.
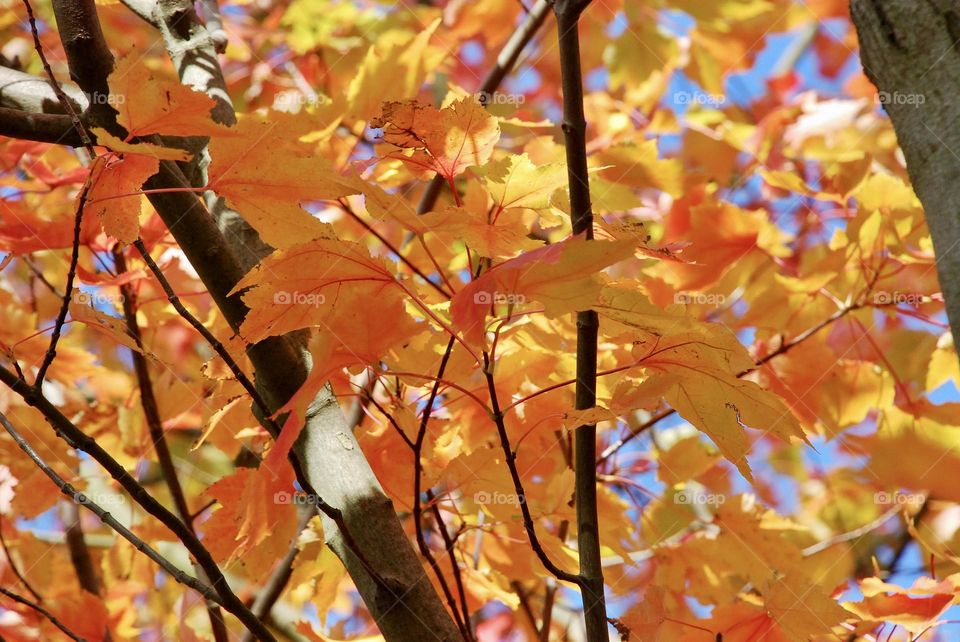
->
<box><xmin>207</xmin><ymin>115</ymin><xmax>364</xmax><ymax>250</ymax></box>
<box><xmin>371</xmin><ymin>97</ymin><xmax>500</xmax><ymax>180</ymax></box>
<box><xmin>86</xmin><ymin>152</ymin><xmax>158</xmax><ymax>243</ymax></box>
<box><xmin>451</xmin><ymin>235</ymin><xmax>636</xmax><ymax>346</ymax></box>
<box><xmin>108</xmin><ymin>53</ymin><xmax>222</xmax><ymax>138</ymax></box>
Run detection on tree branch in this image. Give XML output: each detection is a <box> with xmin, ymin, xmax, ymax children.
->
<box><xmin>113</xmin><ymin>246</ymin><xmax>230</xmax><ymax>642</ymax></box>
<box><xmin>0</xmin><ymin>410</ymin><xmax>240</xmax><ymax>626</ymax></box>
<box><xmin>552</xmin><ymin>1</ymin><xmax>607</xmax><ymax>638</ymax></box>
<box><xmin>0</xmin><ymin>107</ymin><xmax>83</xmax><ymax>145</ymax></box>
<box><xmin>482</xmin><ymin>352</ymin><xmax>580</xmax><ymax>586</ymax></box>
<box><xmin>0</xmin><ymin>586</ymin><xmax>86</xmax><ymax>642</ymax></box>
<box><xmin>0</xmin><ymin>369</ymin><xmax>276</xmax><ymax>640</ymax></box>
<box><xmin>850</xmin><ymin>0</ymin><xmax>960</xmax><ymax>361</ymax></box>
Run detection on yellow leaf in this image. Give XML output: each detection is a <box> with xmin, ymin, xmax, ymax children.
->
<box><xmin>207</xmin><ymin>115</ymin><xmax>365</xmax><ymax>249</ymax></box>
<box><xmin>92</xmin><ymin>128</ymin><xmax>191</xmax><ymax>161</ymax></box>
<box><xmin>479</xmin><ymin>153</ymin><xmax>569</xmax><ymax>211</ymax></box>
<box><xmin>347</xmin><ymin>19</ymin><xmax>440</xmax><ymax>120</ymax></box>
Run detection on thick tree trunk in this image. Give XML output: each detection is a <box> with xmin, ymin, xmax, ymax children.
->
<box><xmin>851</xmin><ymin>0</ymin><xmax>960</xmax><ymax>353</ymax></box>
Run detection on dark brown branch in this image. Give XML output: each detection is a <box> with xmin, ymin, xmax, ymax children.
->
<box><xmin>49</xmin><ymin>0</ymin><xmax>116</xmax><ymax>129</ymax></box>
<box><xmin>132</xmin><ymin>240</ymin><xmax>272</xmax><ymax>421</ymax></box>
<box><xmin>0</xmin><ymin>586</ymin><xmax>86</xmax><ymax>641</ymax></box>
<box><xmin>482</xmin><ymin>352</ymin><xmax>580</xmax><ymax>585</ymax></box>
<box><xmin>33</xmin><ymin>175</ymin><xmax>90</xmax><ymax>387</ymax></box>
<box><xmin>553</xmin><ymin>1</ymin><xmax>607</xmax><ymax>638</ymax></box>
<box><xmin>0</xmin><ymin>107</ymin><xmax>83</xmax><ymax>146</ymax></box>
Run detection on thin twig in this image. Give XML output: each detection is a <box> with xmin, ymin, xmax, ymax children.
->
<box><xmin>413</xmin><ymin>336</ymin><xmax>470</xmax><ymax>641</ymax></box>
<box><xmin>0</xmin><ymin>368</ymin><xmax>277</xmax><ymax>641</ymax></box>
<box><xmin>597</xmin><ymin>302</ymin><xmax>864</xmax><ymax>464</ymax></box>
<box><xmin>133</xmin><ymin>240</ymin><xmax>272</xmax><ymax>421</ymax></box>
<box><xmin>0</xmin><ymin>410</ymin><xmax>234</xmax><ymax>619</ymax></box>
<box><xmin>33</xmin><ymin>172</ymin><xmax>91</xmax><ymax>388</ymax></box>
<box><xmin>0</xmin><ymin>518</ymin><xmax>43</xmax><ymax>602</ymax></box>
<box><xmin>240</xmin><ymin>507</ymin><xmax>316</xmax><ymax>642</ymax></box>
<box><xmin>0</xmin><ymin>586</ymin><xmax>87</xmax><ymax>641</ymax></box>
<box><xmin>113</xmin><ymin>246</ymin><xmax>230</xmax><ymax>642</ymax></box>
<box><xmin>21</xmin><ymin>0</ymin><xmax>94</xmax><ymax>152</ymax></box>
<box><xmin>133</xmin><ymin>241</ymin><xmax>394</xmax><ymax>599</ymax></box>
<box><xmin>482</xmin><ymin>352</ymin><xmax>580</xmax><ymax>586</ymax></box>
<box><xmin>415</xmin><ymin>0</ymin><xmax>552</xmax><ymax>215</ymax></box>
<box><xmin>427</xmin><ymin>489</ymin><xmax>472</xmax><ymax>640</ymax></box>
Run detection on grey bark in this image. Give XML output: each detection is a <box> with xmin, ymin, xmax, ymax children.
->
<box><xmin>140</xmin><ymin>3</ymin><xmax>460</xmax><ymax>639</ymax></box>
<box><xmin>851</xmin><ymin>0</ymin><xmax>960</xmax><ymax>354</ymax></box>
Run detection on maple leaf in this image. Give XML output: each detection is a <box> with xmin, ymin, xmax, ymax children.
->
<box><xmin>371</xmin><ymin>97</ymin><xmax>501</xmax><ymax>180</ymax></box>
<box><xmin>478</xmin><ymin>153</ymin><xmax>570</xmax><ymax>211</ymax></box>
<box><xmin>202</xmin><ymin>465</ymin><xmax>298</xmax><ymax>577</ymax></box>
<box><xmin>230</xmin><ymin>237</ymin><xmax>405</xmax><ymax>342</ymax></box>
<box><xmin>843</xmin><ymin>574</ymin><xmax>959</xmax><ymax>634</ymax></box>
<box><xmin>421</xmin><ymin>204</ymin><xmax>542</xmax><ymax>259</ymax></box>
<box><xmin>108</xmin><ymin>52</ymin><xmax>222</xmax><ymax>138</ymax></box>
<box><xmin>451</xmin><ymin>235</ymin><xmax>637</xmax><ymax>346</ymax></box>
<box><xmin>207</xmin><ymin>115</ymin><xmax>365</xmax><ymax>250</ymax></box>
<box><xmin>86</xmin><ymin>152</ymin><xmax>157</xmax><ymax>244</ymax></box>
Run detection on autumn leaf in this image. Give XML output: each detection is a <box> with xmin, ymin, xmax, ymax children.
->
<box><xmin>451</xmin><ymin>235</ymin><xmax>637</xmax><ymax>345</ymax></box>
<box><xmin>202</xmin><ymin>465</ymin><xmax>299</xmax><ymax>577</ymax></box>
<box><xmin>86</xmin><ymin>151</ymin><xmax>158</xmax><ymax>243</ymax></box>
<box><xmin>230</xmin><ymin>237</ymin><xmax>403</xmax><ymax>342</ymax></box>
<box><xmin>371</xmin><ymin>96</ymin><xmax>500</xmax><ymax>180</ymax></box>
<box><xmin>843</xmin><ymin>575</ymin><xmax>959</xmax><ymax>633</ymax></box>
<box><xmin>108</xmin><ymin>52</ymin><xmax>222</xmax><ymax>138</ymax></box>
<box><xmin>207</xmin><ymin>115</ymin><xmax>365</xmax><ymax>250</ymax></box>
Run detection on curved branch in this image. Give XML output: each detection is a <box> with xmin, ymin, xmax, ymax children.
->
<box><xmin>0</xmin><ymin>586</ymin><xmax>86</xmax><ymax>642</ymax></box>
